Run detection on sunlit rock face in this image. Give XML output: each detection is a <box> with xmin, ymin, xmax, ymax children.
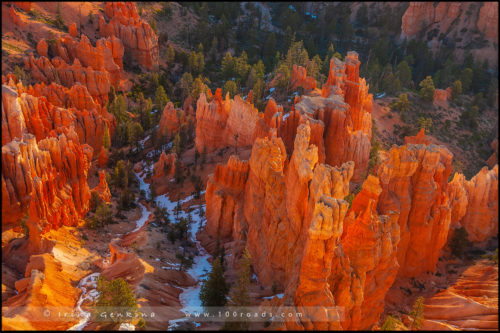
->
<box><xmin>204</xmin><ymin>123</ymin><xmax>401</xmax><ymax>329</ymax></box>
<box><xmin>152</xmin><ymin>151</ymin><xmax>178</xmax><ymax>195</ymax></box>
<box><xmin>2</xmin><ymin>132</ymin><xmax>92</xmax><ymax>232</ymax></box>
<box><xmin>377</xmin><ymin>139</ymin><xmax>453</xmax><ymax>277</ymax></box>
<box><xmin>2</xmin><ymin>253</ymin><xmax>81</xmax><ymax>331</ymax></box>
<box><xmin>195</xmin><ymin>89</ymin><xmax>261</xmax><ymax>153</ymax></box>
<box><xmin>459</xmin><ymin>165</ymin><xmax>498</xmax><ymax>242</ymax></box>
<box><xmin>2</xmin><ymin>78</ymin><xmax>115</xmax><ymax>155</ymax></box>
<box><xmin>99</xmin><ymin>2</ymin><xmax>159</xmax><ymax>70</ymax></box>
<box><xmin>197</xmin><ymin>52</ymin><xmax>372</xmax><ymax>184</ymax></box>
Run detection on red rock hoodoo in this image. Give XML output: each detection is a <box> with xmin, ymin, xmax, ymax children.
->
<box><xmin>99</xmin><ymin>2</ymin><xmax>159</xmax><ymax>70</ymax></box>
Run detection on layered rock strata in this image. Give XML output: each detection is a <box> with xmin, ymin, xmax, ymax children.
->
<box><xmin>204</xmin><ymin>123</ymin><xmax>400</xmax><ymax>329</ymax></box>
<box><xmin>99</xmin><ymin>2</ymin><xmax>159</xmax><ymax>70</ymax></box>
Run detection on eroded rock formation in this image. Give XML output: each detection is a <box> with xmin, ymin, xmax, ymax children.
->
<box><xmin>2</xmin><ymin>132</ymin><xmax>92</xmax><ymax>232</ymax></box>
<box><xmin>195</xmin><ymin>89</ymin><xmax>261</xmax><ymax>153</ymax></box>
<box><xmin>377</xmin><ymin>141</ymin><xmax>453</xmax><ymax>277</ymax></box>
<box><xmin>204</xmin><ymin>123</ymin><xmax>400</xmax><ymax>329</ymax></box>
<box><xmin>92</xmin><ymin>170</ymin><xmax>111</xmax><ymax>204</ymax></box>
<box><xmin>2</xmin><ymin>79</ymin><xmax>115</xmax><ymax>154</ymax></box>
<box><xmin>152</xmin><ymin>151</ymin><xmax>178</xmax><ymax>195</ymax></box>
<box><xmin>99</xmin><ymin>2</ymin><xmax>159</xmax><ymax>70</ymax></box>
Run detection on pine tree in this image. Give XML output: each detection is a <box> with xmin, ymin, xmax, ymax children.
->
<box><xmin>103</xmin><ymin>123</ymin><xmax>111</xmax><ymax>150</ymax></box>
<box><xmin>224</xmin><ymin>248</ymin><xmax>252</xmax><ymax>330</ymax></box>
<box><xmin>408</xmin><ymin>297</ymin><xmax>424</xmax><ymax>330</ymax></box>
<box><xmin>200</xmin><ymin>258</ymin><xmax>229</xmax><ymax>310</ymax></box>
<box><xmin>223</xmin><ymin>80</ymin><xmax>237</xmax><ymax>98</ymax></box>
<box><xmin>166</xmin><ymin>45</ymin><xmax>175</xmax><ymax>65</ymax></box>
<box><xmin>154</xmin><ymin>85</ymin><xmax>169</xmax><ymax>111</ymax></box>
<box><xmin>419</xmin><ymin>76</ymin><xmax>435</xmax><ymax>102</ymax></box>
<box><xmin>451</xmin><ymin>80</ymin><xmax>462</xmax><ymax>100</ymax></box>
<box><xmin>94</xmin><ymin>277</ymin><xmax>138</xmax><ymax>325</ymax></box>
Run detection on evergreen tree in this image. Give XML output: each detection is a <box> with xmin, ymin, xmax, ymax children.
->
<box><xmin>94</xmin><ymin>277</ymin><xmax>138</xmax><ymax>325</ymax></box>
<box><xmin>190</xmin><ymin>76</ymin><xmax>209</xmax><ymax>100</ymax></box>
<box><xmin>166</xmin><ymin>45</ymin><xmax>175</xmax><ymax>65</ymax></box>
<box><xmin>224</xmin><ymin>248</ymin><xmax>252</xmax><ymax>330</ymax></box>
<box><xmin>223</xmin><ymin>80</ymin><xmax>237</xmax><ymax>98</ymax></box>
<box><xmin>408</xmin><ymin>297</ymin><xmax>424</xmax><ymax>330</ymax></box>
<box><xmin>460</xmin><ymin>68</ymin><xmax>473</xmax><ymax>93</ymax></box>
<box><xmin>396</xmin><ymin>60</ymin><xmax>412</xmax><ymax>88</ymax></box>
<box><xmin>451</xmin><ymin>80</ymin><xmax>462</xmax><ymax>100</ymax></box>
<box><xmin>200</xmin><ymin>258</ymin><xmax>229</xmax><ymax>309</ymax></box>
<box><xmin>103</xmin><ymin>123</ymin><xmax>111</xmax><ymax>149</ymax></box>
<box><xmin>154</xmin><ymin>85</ymin><xmax>169</xmax><ymax>111</ymax></box>
<box><xmin>178</xmin><ymin>72</ymin><xmax>194</xmax><ymax>101</ymax></box>
<box><xmin>419</xmin><ymin>76</ymin><xmax>435</xmax><ymax>102</ymax></box>
<box><xmin>174</xmin><ymin>158</ymin><xmax>184</xmax><ymax>185</ymax></box>
<box><xmin>149</xmin><ymin>18</ymin><xmax>157</xmax><ymax>34</ymax></box>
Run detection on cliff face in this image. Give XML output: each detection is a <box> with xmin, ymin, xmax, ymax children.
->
<box><xmin>196</xmin><ymin>52</ymin><xmax>372</xmax><ymax>184</ymax></box>
<box><xmin>460</xmin><ymin>165</ymin><xmax>498</xmax><ymax>242</ymax></box>
<box><xmin>2</xmin><ymin>131</ymin><xmax>91</xmax><ymax>233</ymax></box>
<box><xmin>152</xmin><ymin>151</ymin><xmax>178</xmax><ymax>195</ymax></box>
<box><xmin>377</xmin><ymin>142</ymin><xmax>453</xmax><ymax>277</ymax></box>
<box><xmin>37</xmin><ymin>34</ymin><xmax>124</xmax><ymax>88</ymax></box>
<box><xmin>2</xmin><ymin>253</ymin><xmax>81</xmax><ymax>330</ymax></box>
<box><xmin>401</xmin><ymin>2</ymin><xmax>498</xmax><ymax>67</ymax></box>
<box><xmin>26</xmin><ymin>54</ymin><xmax>111</xmax><ymax>106</ymax></box>
<box><xmin>204</xmin><ymin>123</ymin><xmax>400</xmax><ymax>329</ymax></box>
<box><xmin>195</xmin><ymin>89</ymin><xmax>261</xmax><ymax>153</ymax></box>
<box><xmin>2</xmin><ymin>79</ymin><xmax>115</xmax><ymax>155</ymax></box>
<box><xmin>99</xmin><ymin>2</ymin><xmax>159</xmax><ymax>70</ymax></box>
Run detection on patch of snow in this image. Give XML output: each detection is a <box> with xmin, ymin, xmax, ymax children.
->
<box><xmin>138</xmin><ymin>135</ymin><xmax>150</xmax><ymax>149</ymax></box>
<box><xmin>68</xmin><ymin>273</ymin><xmax>101</xmax><ymax>330</ymax></box>
<box><xmin>262</xmin><ymin>293</ymin><xmax>284</xmax><ymax>300</ymax></box>
<box><xmin>119</xmin><ymin>322</ymin><xmax>135</xmax><ymax>330</ymax></box>
<box><xmin>269</xmin><ymin>87</ymin><xmax>275</xmax><ymax>93</ymax></box>
<box><xmin>289</xmin><ymin>5</ymin><xmax>296</xmax><ymax>12</ymax></box>
<box><xmin>282</xmin><ymin>112</ymin><xmax>291</xmax><ymax>121</ymax></box>
<box><xmin>287</xmin><ymin>99</ymin><xmax>291</xmax><ymax>102</ymax></box>
<box><xmin>265</xmin><ymin>95</ymin><xmax>271</xmax><ymax>100</ymax></box>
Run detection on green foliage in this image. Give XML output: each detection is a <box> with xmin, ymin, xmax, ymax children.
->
<box><xmin>94</xmin><ymin>277</ymin><xmax>138</xmax><ymax>324</ymax></box>
<box><xmin>176</xmin><ymin>252</ymin><xmax>194</xmax><ymax>271</ymax></box>
<box><xmin>451</xmin><ymin>80</ymin><xmax>462</xmax><ymax>100</ymax></box>
<box><xmin>344</xmin><ymin>193</ymin><xmax>355</xmax><ymax>209</ymax></box>
<box><xmin>408</xmin><ymin>296</ymin><xmax>424</xmax><ymax>330</ymax></box>
<box><xmin>460</xmin><ymin>68</ymin><xmax>473</xmax><ymax>92</ymax></box>
<box><xmin>13</xmin><ymin>65</ymin><xmax>32</xmax><ymax>85</ymax></box>
<box><xmin>126</xmin><ymin>121</ymin><xmax>143</xmax><ymax>146</ymax></box>
<box><xmin>188</xmin><ymin>50</ymin><xmax>205</xmax><ymax>75</ymax></box>
<box><xmin>390</xmin><ymin>93</ymin><xmax>410</xmax><ymax>114</ymax></box>
<box><xmin>417</xmin><ymin>117</ymin><xmax>433</xmax><ymax>132</ymax></box>
<box><xmin>108</xmin><ymin>94</ymin><xmax>128</xmax><ymax>125</ymax></box>
<box><xmin>252</xmin><ymin>78</ymin><xmax>265</xmax><ymax>110</ymax></box>
<box><xmin>449</xmin><ymin>227</ymin><xmax>471</xmax><ymax>259</ymax></box>
<box><xmin>19</xmin><ymin>211</ymin><xmax>30</xmax><ymax>238</ymax></box>
<box><xmin>396</xmin><ymin>61</ymin><xmax>412</xmax><ymax>88</ymax></box>
<box><xmin>149</xmin><ymin>18</ymin><xmax>157</xmax><ymax>34</ymax></box>
<box><xmin>200</xmin><ymin>258</ymin><xmax>229</xmax><ymax>309</ymax></box>
<box><xmin>419</xmin><ymin>76</ymin><xmax>435</xmax><ymax>102</ymax></box>
<box><xmin>91</xmin><ymin>202</ymin><xmax>113</xmax><ymax>228</ymax></box>
<box><xmin>174</xmin><ymin>158</ymin><xmax>185</xmax><ymax>185</ymax></box>
<box><xmin>178</xmin><ymin>72</ymin><xmax>194</xmax><ymax>101</ymax></box>
<box><xmin>381</xmin><ymin>314</ymin><xmax>402</xmax><ymax>331</ymax></box>
<box><xmin>90</xmin><ymin>191</ymin><xmax>104</xmax><ymax>212</ymax></box>
<box><xmin>223</xmin><ymin>80</ymin><xmax>237</xmax><ymax>98</ymax></box>
<box><xmin>223</xmin><ymin>248</ymin><xmax>252</xmax><ymax>330</ymax></box>
<box><xmin>103</xmin><ymin>123</ymin><xmax>111</xmax><ymax>150</ymax></box>
<box><xmin>154</xmin><ymin>85</ymin><xmax>169</xmax><ymax>111</ymax></box>
<box><xmin>166</xmin><ymin>45</ymin><xmax>175</xmax><ymax>65</ymax></box>
<box><xmin>190</xmin><ymin>76</ymin><xmax>210</xmax><ymax>100</ymax></box>
<box><xmin>459</xmin><ymin>105</ymin><xmax>479</xmax><ymax>129</ymax></box>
